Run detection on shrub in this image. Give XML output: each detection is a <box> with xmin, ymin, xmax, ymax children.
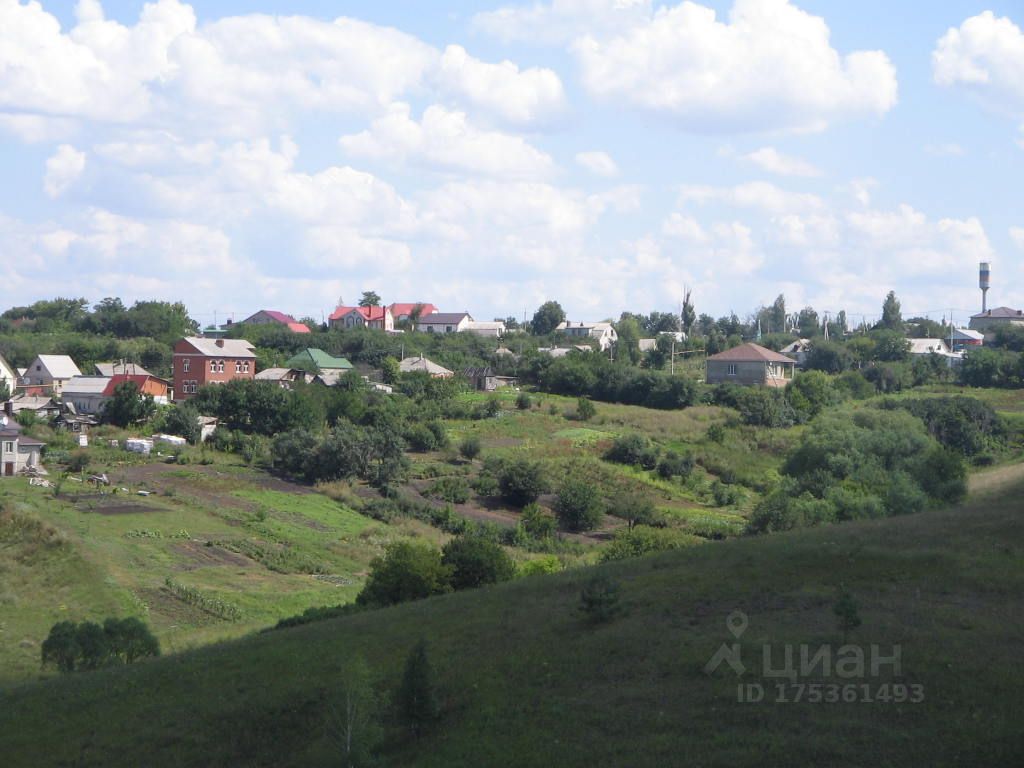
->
<box><xmin>600</xmin><ymin>526</ymin><xmax>695</xmax><ymax>562</ymax></box>
<box><xmin>576</xmin><ymin>397</ymin><xmax>596</xmax><ymax>421</ymax></box>
<box><xmin>515</xmin><ymin>391</ymin><xmax>532</xmax><ymax>410</ymax></box>
<box><xmin>554</xmin><ymin>478</ymin><xmax>604</xmax><ymax>532</ymax></box>
<box><xmin>518</xmin><ymin>555</ymin><xmax>562</xmax><ymax>576</ymax></box>
<box><xmin>604</xmin><ymin>433</ymin><xmax>658</xmax><ymax>468</ymax></box>
<box><xmin>426</xmin><ymin>421</ymin><xmax>449</xmax><ymax>449</ymax></box>
<box><xmin>498</xmin><ymin>459</ymin><xmax>546</xmax><ymax>507</ymax></box>
<box><xmin>356</xmin><ymin>541</ymin><xmax>453</xmax><ymax>608</ymax></box>
<box><xmin>427</xmin><ymin>477</ymin><xmax>471</xmax><ymax>504</ymax></box>
<box><xmin>406</xmin><ymin>424</ymin><xmax>439</xmax><ymax>452</ymax></box>
<box><xmin>471</xmin><ymin>472</ymin><xmax>499</xmax><ymax>497</ymax></box>
<box><xmin>610</xmin><ymin>493</ymin><xmax>662</xmax><ymax>530</ymax></box>
<box><xmin>657</xmin><ymin>451</ymin><xmax>694</xmax><ymax>480</ymax></box>
<box><xmin>706</xmin><ymin>424</ymin><xmax>726</xmax><ymax>443</ymax></box>
<box><xmin>441</xmin><ymin>535</ymin><xmax>515</xmax><ymax>590</ymax></box>
<box><xmin>66</xmin><ymin>451</ymin><xmax>90</xmax><ymax>474</ymax></box>
<box><xmin>41</xmin><ymin>617</ymin><xmax>160</xmax><ymax>673</ymax></box>
<box><xmin>520</xmin><ymin>502</ymin><xmax>557</xmax><ymax>539</ymax></box>
<box><xmin>579</xmin><ymin>574</ymin><xmax>622</xmax><ymax>623</ymax></box>
<box><xmin>711</xmin><ymin>480</ymin><xmax>741</xmax><ymax>507</ymax></box>
<box><xmin>459</xmin><ymin>435</ymin><xmax>482</xmax><ymax>461</ymax></box>
<box><xmin>397</xmin><ymin>640</ymin><xmax>441</xmax><ymax>738</ymax></box>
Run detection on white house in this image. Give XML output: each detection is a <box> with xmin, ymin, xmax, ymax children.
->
<box><xmin>63</xmin><ymin>376</ymin><xmax>113</xmax><ymax>415</ymax></box>
<box><xmin>22</xmin><ymin>355</ymin><xmax>82</xmax><ymax>394</ymax></box>
<box><xmin>1</xmin><ymin>404</ymin><xmax>44</xmax><ymax>477</ymax></box>
<box><xmin>555</xmin><ymin>321</ymin><xmax>618</xmax><ymax>351</ymax></box>
<box><xmin>416</xmin><ymin>312</ymin><xmax>473</xmax><ymax>334</ymax></box>
<box><xmin>907</xmin><ymin>338</ymin><xmax>962</xmax><ymax>367</ymax></box>
<box><xmin>0</xmin><ymin>353</ymin><xmax>17</xmax><ymax>396</ymax></box>
<box><xmin>464</xmin><ymin>320</ymin><xmax>506</xmax><ymax>338</ymax></box>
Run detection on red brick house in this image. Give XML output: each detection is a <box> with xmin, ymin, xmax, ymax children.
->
<box><xmin>173</xmin><ymin>337</ymin><xmax>256</xmax><ymax>399</ymax></box>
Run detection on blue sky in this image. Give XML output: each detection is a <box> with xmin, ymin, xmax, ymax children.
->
<box><xmin>1</xmin><ymin>0</ymin><xmax>1022</xmax><ymax>329</ymax></box>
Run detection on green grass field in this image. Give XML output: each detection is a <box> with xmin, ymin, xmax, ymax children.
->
<box><xmin>1</xmin><ymin>463</ymin><xmax>1022</xmax><ymax>767</ymax></box>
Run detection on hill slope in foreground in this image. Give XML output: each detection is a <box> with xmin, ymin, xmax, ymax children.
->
<box><xmin>2</xmin><ymin>468</ymin><xmax>1023</xmax><ymax>768</ymax></box>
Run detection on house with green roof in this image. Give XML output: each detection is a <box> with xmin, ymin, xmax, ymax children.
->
<box><xmin>284</xmin><ymin>348</ymin><xmax>353</xmax><ymax>374</ymax></box>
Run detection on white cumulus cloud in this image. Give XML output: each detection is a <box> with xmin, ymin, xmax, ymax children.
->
<box><xmin>573</xmin><ymin>0</ymin><xmax>897</xmax><ymax>133</ymax></box>
<box><xmin>339</xmin><ymin>103</ymin><xmax>554</xmax><ymax>179</ymax></box>
<box><xmin>933</xmin><ymin>11</ymin><xmax>1024</xmax><ymax>140</ymax></box>
<box><xmin>44</xmin><ymin>144</ymin><xmax>87</xmax><ymax>198</ymax></box>
<box><xmin>575</xmin><ymin>151</ymin><xmax>619</xmax><ymax>177</ymax></box>
<box><xmin>741</xmin><ymin>147</ymin><xmax>820</xmax><ymax>177</ymax></box>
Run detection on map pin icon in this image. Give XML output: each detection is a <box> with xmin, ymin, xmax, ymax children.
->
<box><xmin>727</xmin><ymin>610</ymin><xmax>748</xmax><ymax>639</ymax></box>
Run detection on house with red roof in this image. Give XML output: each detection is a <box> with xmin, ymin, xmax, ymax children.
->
<box><xmin>328</xmin><ymin>305</ymin><xmax>394</xmax><ymax>331</ymax></box>
<box><xmin>706</xmin><ymin>343</ymin><xmax>796</xmax><ymax>388</ymax></box>
<box><xmin>240</xmin><ymin>310</ymin><xmax>311</xmax><ymax>333</ymax></box>
<box><xmin>388</xmin><ymin>303</ymin><xmax>437</xmax><ymax>323</ymax></box>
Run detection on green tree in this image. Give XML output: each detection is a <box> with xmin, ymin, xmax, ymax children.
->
<box><xmin>0</xmin><ymin>378</ymin><xmax>10</xmax><ymax>402</ymax></box>
<box><xmin>614</xmin><ymin>315</ymin><xmax>642</xmax><ymax>363</ymax></box>
<box><xmin>359</xmin><ymin>291</ymin><xmax>382</xmax><ymax>307</ymax></box>
<box><xmin>441</xmin><ymin>535</ymin><xmax>515</xmax><ymax>590</ymax></box>
<box><xmin>381</xmin><ymin>356</ymin><xmax>400</xmax><ymax>385</ymax></box>
<box><xmin>328</xmin><ymin>655</ymin><xmax>381</xmax><ymax>767</ymax></box>
<box><xmin>498</xmin><ymin>459</ymin><xmax>546</xmax><ymax>506</ymax></box>
<box><xmin>160</xmin><ymin>403</ymin><xmax>201</xmax><ymax>444</ymax></box>
<box><xmin>74</xmin><ymin>621</ymin><xmax>111</xmax><ymax>670</ymax></box>
<box><xmin>554</xmin><ymin>478</ymin><xmax>604</xmax><ymax>532</ymax></box>
<box><xmin>520</xmin><ymin>502</ymin><xmax>557</xmax><ymax>539</ymax></box>
<box><xmin>579</xmin><ymin>574</ymin><xmax>622</xmax><ymax>623</ymax></box>
<box><xmin>879</xmin><ymin>290</ymin><xmax>904</xmax><ymax>331</ymax></box>
<box><xmin>680</xmin><ymin>288</ymin><xmax>696</xmax><ymax>336</ymax></box>
<box><xmin>102</xmin><ymin>381</ymin><xmax>155</xmax><ymax>427</ymax></box>
<box><xmin>356</xmin><ymin>541</ymin><xmax>453</xmax><ymax>608</ymax></box>
<box><xmin>397</xmin><ymin>640</ymin><xmax>440</xmax><ymax>738</ymax></box>
<box><xmin>41</xmin><ymin>621</ymin><xmax>81</xmax><ymax>673</ymax></box>
<box><xmin>459</xmin><ymin>435</ymin><xmax>482</xmax><ymax>461</ymax></box>
<box><xmin>103</xmin><ymin>617</ymin><xmax>160</xmax><ymax>664</ymax></box>
<box><xmin>612</xmin><ymin>493</ymin><xmax>661</xmax><ymax>530</ymax></box>
<box><xmin>576</xmin><ymin>397</ymin><xmax>596</xmax><ymax>421</ymax></box>
<box><xmin>531</xmin><ymin>300</ymin><xmax>565</xmax><ymax>336</ymax></box>
<box><xmin>786</xmin><ymin>370</ymin><xmax>837</xmax><ymax>420</ymax></box>
<box><xmin>833</xmin><ymin>588</ymin><xmax>862</xmax><ymax>644</ymax></box>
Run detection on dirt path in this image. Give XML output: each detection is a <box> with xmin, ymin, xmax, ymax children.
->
<box><xmin>968</xmin><ymin>461</ymin><xmax>1024</xmax><ymax>495</ymax></box>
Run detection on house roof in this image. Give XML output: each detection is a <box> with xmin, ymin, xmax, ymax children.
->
<box><xmin>95</xmin><ymin>362</ymin><xmax>152</xmax><ymax>377</ymax></box>
<box><xmin>284</xmin><ymin>348</ymin><xmax>353</xmax><ymax>371</ymax></box>
<box><xmin>417</xmin><ymin>312</ymin><xmax>472</xmax><ymax>325</ymax></box>
<box><xmin>970</xmin><ymin>306</ymin><xmax>1024</xmax><ymax>319</ymax></box>
<box><xmin>101</xmin><ymin>375</ymin><xmax>168</xmax><ymax>396</ymax></box>
<box><xmin>907</xmin><ymin>339</ymin><xmax>960</xmax><ymax>357</ymax></box>
<box><xmin>465</xmin><ymin>321</ymin><xmax>506</xmax><ymax>330</ymax></box>
<box><xmin>33</xmin><ymin>354</ymin><xmax>82</xmax><ymax>379</ymax></box>
<box><xmin>462</xmin><ymin>366</ymin><xmax>494</xmax><ymax>378</ymax></box>
<box><xmin>244</xmin><ymin>310</ymin><xmax>312</xmax><ymax>333</ymax></box>
<box><xmin>950</xmin><ymin>328</ymin><xmax>984</xmax><ymax>341</ymax></box>
<box><xmin>707</xmin><ymin>343</ymin><xmax>796</xmax><ymax>364</ymax></box>
<box><xmin>329</xmin><ymin>305</ymin><xmax>390</xmax><ymax>323</ymax></box>
<box><xmin>179</xmin><ymin>337</ymin><xmax>256</xmax><ymax>358</ymax></box>
<box><xmin>780</xmin><ymin>339</ymin><xmax>811</xmax><ymax>354</ymax></box>
<box><xmin>389</xmin><ymin>303</ymin><xmax>437</xmax><ymax>318</ymax></box>
<box><xmin>8</xmin><ymin>395</ymin><xmax>58</xmax><ymax>412</ymax></box>
<box><xmin>399</xmin><ymin>356</ymin><xmax>453</xmax><ymax>376</ymax></box>
<box><xmin>255</xmin><ymin>367</ymin><xmax>301</xmax><ymax>381</ymax></box>
<box><xmin>64</xmin><ymin>376</ymin><xmax>112</xmax><ymax>395</ymax></box>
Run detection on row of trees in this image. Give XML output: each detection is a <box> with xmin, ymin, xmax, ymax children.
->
<box><xmin>41</xmin><ymin>617</ymin><xmax>160</xmax><ymax>673</ymax></box>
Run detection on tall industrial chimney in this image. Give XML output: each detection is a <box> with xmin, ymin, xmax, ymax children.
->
<box><xmin>979</xmin><ymin>262</ymin><xmax>991</xmax><ymax>313</ymax></box>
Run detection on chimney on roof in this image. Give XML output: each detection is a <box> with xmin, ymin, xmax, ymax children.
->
<box><xmin>216</xmin><ymin>339</ymin><xmax>225</xmax><ymax>347</ymax></box>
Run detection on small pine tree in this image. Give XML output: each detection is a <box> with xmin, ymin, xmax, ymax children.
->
<box><xmin>397</xmin><ymin>640</ymin><xmax>440</xmax><ymax>738</ymax></box>
<box><xmin>576</xmin><ymin>397</ymin><xmax>596</xmax><ymax>421</ymax></box>
<box><xmin>579</xmin><ymin>574</ymin><xmax>622</xmax><ymax>624</ymax></box>
<box><xmin>834</xmin><ymin>588</ymin><xmax>862</xmax><ymax>644</ymax></box>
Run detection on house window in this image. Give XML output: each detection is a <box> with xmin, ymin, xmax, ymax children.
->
<box><xmin>3</xmin><ymin>442</ymin><xmax>12</xmax><ymax>453</ymax></box>
<box><xmin>235</xmin><ymin>361</ymin><xmax>242</xmax><ymax>374</ymax></box>
<box><xmin>210</xmin><ymin>360</ymin><xmax>217</xmax><ymax>373</ymax></box>
<box><xmin>427</xmin><ymin>327</ymin><xmax>434</xmax><ymax>333</ymax></box>
<box><xmin>446</xmin><ymin>326</ymin><xmax>453</xmax><ymax>333</ymax></box>
<box><xmin>243</xmin><ymin>361</ymin><xmax>250</xmax><ymax>373</ymax></box>
<box><xmin>727</xmin><ymin>364</ymin><xmax>737</xmax><ymax>376</ymax></box>
<box><xmin>182</xmin><ymin>359</ymin><xmax>190</xmax><ymax>373</ymax></box>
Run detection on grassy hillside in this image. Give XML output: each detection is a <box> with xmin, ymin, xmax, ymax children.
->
<box><xmin>2</xmin><ymin>466</ymin><xmax>1022</xmax><ymax>767</ymax></box>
